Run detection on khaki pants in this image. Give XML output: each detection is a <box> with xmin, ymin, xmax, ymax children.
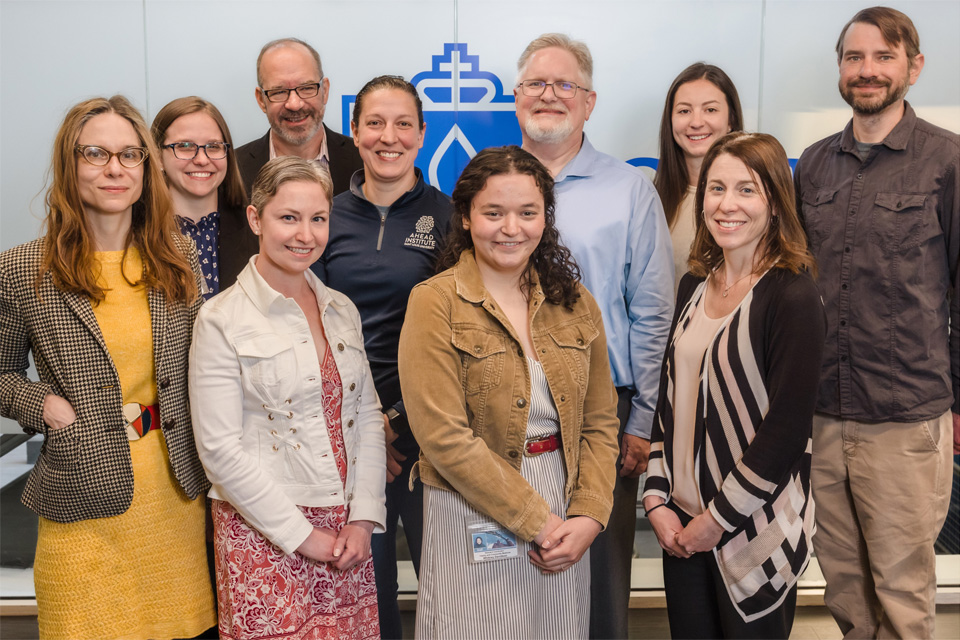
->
<box><xmin>811</xmin><ymin>411</ymin><xmax>953</xmax><ymax>639</ymax></box>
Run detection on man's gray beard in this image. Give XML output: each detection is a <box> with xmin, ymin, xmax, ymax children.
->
<box><xmin>271</xmin><ymin>117</ymin><xmax>323</xmax><ymax>147</ymax></box>
<box><xmin>524</xmin><ymin>117</ymin><xmax>576</xmax><ymax>145</ymax></box>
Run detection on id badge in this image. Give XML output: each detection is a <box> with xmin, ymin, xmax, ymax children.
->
<box><xmin>465</xmin><ymin>515</ymin><xmax>519</xmax><ymax>563</ymax></box>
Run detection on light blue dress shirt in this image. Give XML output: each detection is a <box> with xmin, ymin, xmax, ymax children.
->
<box><xmin>552</xmin><ymin>135</ymin><xmax>675</xmax><ymax>439</ymax></box>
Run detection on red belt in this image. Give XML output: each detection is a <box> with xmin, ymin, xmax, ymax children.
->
<box><xmin>524</xmin><ymin>434</ymin><xmax>561</xmax><ymax>457</ymax></box>
<box><xmin>123</xmin><ymin>403</ymin><xmax>160</xmax><ymax>440</ymax></box>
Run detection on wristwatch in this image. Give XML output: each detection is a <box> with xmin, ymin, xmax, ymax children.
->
<box><xmin>385</xmin><ymin>408</ymin><xmax>408</xmax><ymax>434</ymax></box>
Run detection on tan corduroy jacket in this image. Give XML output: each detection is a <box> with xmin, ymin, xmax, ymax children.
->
<box><xmin>398</xmin><ymin>250</ymin><xmax>620</xmax><ymax>542</ymax></box>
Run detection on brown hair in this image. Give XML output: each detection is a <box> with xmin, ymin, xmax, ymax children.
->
<box><xmin>836</xmin><ymin>6</ymin><xmax>921</xmax><ymax>64</ymax></box>
<box><xmin>151</xmin><ymin>96</ymin><xmax>246</xmax><ymax>209</ymax></box>
<box><xmin>441</xmin><ymin>146</ymin><xmax>581</xmax><ymax>310</ymax></box>
<box><xmin>249</xmin><ymin>156</ymin><xmax>333</xmax><ymax>216</ymax></box>
<box><xmin>517</xmin><ymin>33</ymin><xmax>593</xmax><ymax>88</ymax></box>
<box><xmin>688</xmin><ymin>132</ymin><xmax>815</xmax><ymax>278</ymax></box>
<box><xmin>256</xmin><ymin>38</ymin><xmax>323</xmax><ymax>86</ymax></box>
<box><xmin>352</xmin><ymin>75</ymin><xmax>424</xmax><ymax>130</ymax></box>
<box><xmin>654</xmin><ymin>63</ymin><xmax>744</xmax><ymax>228</ymax></box>
<box><xmin>40</xmin><ymin>95</ymin><xmax>196</xmax><ymax>303</ymax></box>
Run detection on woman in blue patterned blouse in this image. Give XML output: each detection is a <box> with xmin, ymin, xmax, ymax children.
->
<box><xmin>152</xmin><ymin>97</ymin><xmax>253</xmax><ymax>297</ymax></box>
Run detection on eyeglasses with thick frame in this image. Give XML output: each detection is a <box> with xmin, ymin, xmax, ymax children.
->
<box><xmin>260</xmin><ymin>81</ymin><xmax>323</xmax><ymax>103</ymax></box>
<box><xmin>516</xmin><ymin>80</ymin><xmax>589</xmax><ymax>99</ymax></box>
<box><xmin>162</xmin><ymin>141</ymin><xmax>231</xmax><ymax>161</ymax></box>
<box><xmin>74</xmin><ymin>144</ymin><xmax>148</xmax><ymax>168</ymax></box>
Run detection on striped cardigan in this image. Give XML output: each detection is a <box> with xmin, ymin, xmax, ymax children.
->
<box><xmin>643</xmin><ymin>269</ymin><xmax>826</xmax><ymax>622</ymax></box>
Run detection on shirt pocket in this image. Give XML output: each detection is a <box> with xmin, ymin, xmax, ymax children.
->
<box><xmin>799</xmin><ymin>187</ymin><xmax>838</xmax><ymax>257</ymax></box>
<box><xmin>452</xmin><ymin>328</ymin><xmax>507</xmax><ymax>395</ymax></box>
<box><xmin>549</xmin><ymin>322</ymin><xmax>599</xmax><ymax>390</ymax></box>
<box><xmin>868</xmin><ymin>192</ymin><xmax>930</xmax><ymax>254</ymax></box>
<box><xmin>236</xmin><ymin>334</ymin><xmax>297</xmax><ymax>402</ymax></box>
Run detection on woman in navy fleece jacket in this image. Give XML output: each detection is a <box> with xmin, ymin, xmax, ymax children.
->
<box><xmin>310</xmin><ymin>75</ymin><xmax>452</xmax><ymax>640</ymax></box>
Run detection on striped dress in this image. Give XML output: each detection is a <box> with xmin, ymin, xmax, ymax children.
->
<box><xmin>415</xmin><ymin>359</ymin><xmax>589</xmax><ymax>639</ymax></box>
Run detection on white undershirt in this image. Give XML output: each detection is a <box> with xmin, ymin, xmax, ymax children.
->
<box><xmin>268</xmin><ymin>131</ymin><xmax>329</xmax><ymax>164</ymax></box>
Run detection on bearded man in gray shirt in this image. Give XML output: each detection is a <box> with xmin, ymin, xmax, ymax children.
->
<box><xmin>794</xmin><ymin>7</ymin><xmax>958</xmax><ymax>639</ymax></box>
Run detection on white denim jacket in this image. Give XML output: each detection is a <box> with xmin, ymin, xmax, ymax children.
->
<box><xmin>189</xmin><ymin>258</ymin><xmax>386</xmax><ymax>554</ymax></box>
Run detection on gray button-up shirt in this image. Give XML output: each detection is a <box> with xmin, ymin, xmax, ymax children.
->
<box><xmin>794</xmin><ymin>102</ymin><xmax>959</xmax><ymax>421</ymax></box>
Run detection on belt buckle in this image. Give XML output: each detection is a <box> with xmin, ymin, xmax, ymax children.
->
<box><xmin>523</xmin><ymin>434</ymin><xmax>554</xmax><ymax>458</ymax></box>
<box><xmin>123</xmin><ymin>403</ymin><xmax>143</xmax><ymax>441</ymax></box>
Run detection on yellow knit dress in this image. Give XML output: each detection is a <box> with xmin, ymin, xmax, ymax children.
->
<box><xmin>34</xmin><ymin>249</ymin><xmax>216</xmax><ymax>640</ymax></box>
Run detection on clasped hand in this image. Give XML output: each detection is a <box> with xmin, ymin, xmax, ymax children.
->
<box><xmin>646</xmin><ymin>502</ymin><xmax>724</xmax><ymax>558</ymax></box>
<box><xmin>528</xmin><ymin>513</ymin><xmax>602</xmax><ymax>574</ymax></box>
<box><xmin>296</xmin><ymin>520</ymin><xmax>375</xmax><ymax>571</ymax></box>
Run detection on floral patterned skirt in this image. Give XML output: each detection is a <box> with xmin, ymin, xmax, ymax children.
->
<box><xmin>211</xmin><ymin>500</ymin><xmax>379</xmax><ymax>640</ymax></box>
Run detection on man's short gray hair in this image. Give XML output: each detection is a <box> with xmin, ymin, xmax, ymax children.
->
<box><xmin>517</xmin><ymin>33</ymin><xmax>594</xmax><ymax>89</ymax></box>
<box><xmin>256</xmin><ymin>38</ymin><xmax>323</xmax><ymax>87</ymax></box>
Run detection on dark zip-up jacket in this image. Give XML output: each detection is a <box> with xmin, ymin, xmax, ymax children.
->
<box><xmin>312</xmin><ymin>169</ymin><xmax>452</xmax><ymax>431</ymax></box>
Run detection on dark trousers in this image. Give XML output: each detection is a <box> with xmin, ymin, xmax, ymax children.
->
<box><xmin>589</xmin><ymin>387</ymin><xmax>638</xmax><ymax>639</ymax></box>
<box><xmin>371</xmin><ymin>432</ymin><xmax>423</xmax><ymax>640</ymax></box>
<box><xmin>662</xmin><ymin>503</ymin><xmax>797</xmax><ymax>639</ymax></box>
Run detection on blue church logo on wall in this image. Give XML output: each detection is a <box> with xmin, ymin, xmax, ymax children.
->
<box><xmin>342</xmin><ymin>43</ymin><xmax>521</xmax><ymax>194</ymax></box>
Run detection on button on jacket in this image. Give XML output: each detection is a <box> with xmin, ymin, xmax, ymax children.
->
<box><xmin>794</xmin><ymin>102</ymin><xmax>959</xmax><ymax>420</ymax></box>
<box><xmin>189</xmin><ymin>258</ymin><xmax>387</xmax><ymax>554</ymax></box>
<box><xmin>0</xmin><ymin>236</ymin><xmax>208</xmax><ymax>523</ymax></box>
<box><xmin>398</xmin><ymin>250</ymin><xmax>621</xmax><ymax>542</ymax></box>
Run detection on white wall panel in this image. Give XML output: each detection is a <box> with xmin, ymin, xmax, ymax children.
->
<box><xmin>0</xmin><ymin>0</ymin><xmax>147</xmax><ymax>250</ymax></box>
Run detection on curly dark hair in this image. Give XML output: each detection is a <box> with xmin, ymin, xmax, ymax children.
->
<box><xmin>440</xmin><ymin>145</ymin><xmax>581</xmax><ymax>309</ymax></box>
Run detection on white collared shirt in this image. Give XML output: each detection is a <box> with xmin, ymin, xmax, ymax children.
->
<box><xmin>268</xmin><ymin>130</ymin><xmax>329</xmax><ymax>166</ymax></box>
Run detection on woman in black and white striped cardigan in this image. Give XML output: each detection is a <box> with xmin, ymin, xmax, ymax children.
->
<box><xmin>642</xmin><ymin>132</ymin><xmax>826</xmax><ymax>639</ymax></box>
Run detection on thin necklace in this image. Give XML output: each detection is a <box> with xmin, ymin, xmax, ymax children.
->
<box><xmin>719</xmin><ymin>270</ymin><xmax>753</xmax><ymax>297</ymax></box>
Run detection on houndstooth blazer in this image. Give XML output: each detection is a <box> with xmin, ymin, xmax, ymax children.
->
<box><xmin>0</xmin><ymin>235</ymin><xmax>210</xmax><ymax>523</ymax></box>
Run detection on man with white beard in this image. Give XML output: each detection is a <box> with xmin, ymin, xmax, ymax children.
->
<box><xmin>236</xmin><ymin>37</ymin><xmax>362</xmax><ymax>198</ymax></box>
<box><xmin>514</xmin><ymin>33</ymin><xmax>674</xmax><ymax>639</ymax></box>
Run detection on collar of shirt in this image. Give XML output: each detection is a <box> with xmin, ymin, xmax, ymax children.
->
<box><xmin>451</xmin><ymin>248</ymin><xmax>544</xmax><ymax>307</ymax></box>
<box><xmin>268</xmin><ymin>128</ymin><xmax>329</xmax><ymax>163</ymax></box>
<box><xmin>554</xmin><ymin>134</ymin><xmax>600</xmax><ymax>183</ymax></box>
<box><xmin>177</xmin><ymin>210</ymin><xmax>220</xmax><ymax>231</ymax></box>
<box><xmin>237</xmin><ymin>254</ymin><xmax>341</xmax><ymax>316</ymax></box>
<box><xmin>837</xmin><ymin>101</ymin><xmax>917</xmax><ymax>155</ymax></box>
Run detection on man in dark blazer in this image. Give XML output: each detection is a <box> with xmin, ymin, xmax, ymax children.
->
<box><xmin>236</xmin><ymin>37</ymin><xmax>362</xmax><ymax>199</ymax></box>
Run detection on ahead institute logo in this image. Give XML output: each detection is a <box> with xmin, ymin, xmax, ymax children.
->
<box><xmin>404</xmin><ymin>215</ymin><xmax>437</xmax><ymax>250</ymax></box>
<box><xmin>342</xmin><ymin>43</ymin><xmax>521</xmax><ymax>194</ymax></box>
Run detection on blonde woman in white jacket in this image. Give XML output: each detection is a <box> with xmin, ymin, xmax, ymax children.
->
<box><xmin>189</xmin><ymin>156</ymin><xmax>386</xmax><ymax>640</ymax></box>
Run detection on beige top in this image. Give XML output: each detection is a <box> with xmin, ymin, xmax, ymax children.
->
<box><xmin>670</xmin><ymin>295</ymin><xmax>731</xmax><ymax>516</ymax></box>
<box><xmin>670</xmin><ymin>185</ymin><xmax>698</xmax><ymax>292</ymax></box>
